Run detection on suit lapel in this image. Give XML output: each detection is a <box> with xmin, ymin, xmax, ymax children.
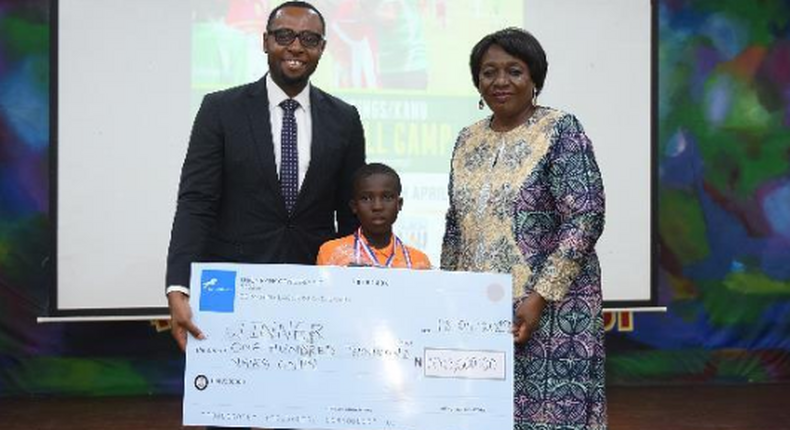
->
<box><xmin>245</xmin><ymin>78</ymin><xmax>287</xmax><ymax>215</ymax></box>
<box><xmin>293</xmin><ymin>86</ymin><xmax>328</xmax><ymax>213</ymax></box>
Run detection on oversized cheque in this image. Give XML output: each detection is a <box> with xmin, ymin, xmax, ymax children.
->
<box><xmin>183</xmin><ymin>263</ymin><xmax>514</xmax><ymax>429</ymax></box>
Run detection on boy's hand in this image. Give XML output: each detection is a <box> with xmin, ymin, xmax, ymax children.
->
<box><xmin>167</xmin><ymin>291</ymin><xmax>205</xmax><ymax>351</ymax></box>
<box><xmin>512</xmin><ymin>294</ymin><xmax>546</xmax><ymax>345</ymax></box>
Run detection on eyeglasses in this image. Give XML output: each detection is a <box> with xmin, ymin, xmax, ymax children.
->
<box><xmin>268</xmin><ymin>28</ymin><xmax>324</xmax><ymax>49</ymax></box>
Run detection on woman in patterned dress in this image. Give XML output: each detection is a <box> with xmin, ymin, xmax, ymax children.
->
<box><xmin>441</xmin><ymin>28</ymin><xmax>607</xmax><ymax>430</ymax></box>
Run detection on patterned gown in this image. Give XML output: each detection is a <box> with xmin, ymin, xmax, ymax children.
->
<box><xmin>441</xmin><ymin>107</ymin><xmax>607</xmax><ymax>430</ymax></box>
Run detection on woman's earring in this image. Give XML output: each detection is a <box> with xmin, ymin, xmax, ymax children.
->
<box><xmin>532</xmin><ymin>88</ymin><xmax>538</xmax><ymax>106</ymax></box>
<box><xmin>478</xmin><ymin>98</ymin><xmax>485</xmax><ymax>110</ymax></box>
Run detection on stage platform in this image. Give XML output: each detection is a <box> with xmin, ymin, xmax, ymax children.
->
<box><xmin>1</xmin><ymin>384</ymin><xmax>789</xmax><ymax>429</ymax></box>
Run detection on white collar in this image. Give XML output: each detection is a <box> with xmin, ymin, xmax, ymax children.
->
<box><xmin>266</xmin><ymin>73</ymin><xmax>311</xmax><ymax>110</ymax></box>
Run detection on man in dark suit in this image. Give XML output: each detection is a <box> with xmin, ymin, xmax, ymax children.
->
<box><xmin>166</xmin><ymin>1</ymin><xmax>365</xmax><ymax>351</ymax></box>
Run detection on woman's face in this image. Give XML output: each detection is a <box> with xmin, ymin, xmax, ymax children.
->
<box><xmin>478</xmin><ymin>44</ymin><xmax>535</xmax><ymax>123</ymax></box>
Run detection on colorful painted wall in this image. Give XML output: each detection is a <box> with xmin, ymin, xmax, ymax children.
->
<box><xmin>1</xmin><ymin>0</ymin><xmax>789</xmax><ymax>396</ymax></box>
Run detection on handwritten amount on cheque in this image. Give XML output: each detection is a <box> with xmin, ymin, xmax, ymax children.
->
<box><xmin>193</xmin><ymin>319</ymin><xmax>511</xmax><ymax>375</ymax></box>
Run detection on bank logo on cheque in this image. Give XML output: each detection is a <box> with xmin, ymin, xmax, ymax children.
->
<box><xmin>199</xmin><ymin>270</ymin><xmax>236</xmax><ymax>313</ymax></box>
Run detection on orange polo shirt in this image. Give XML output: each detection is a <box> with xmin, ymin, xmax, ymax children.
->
<box><xmin>316</xmin><ymin>233</ymin><xmax>432</xmax><ymax>269</ymax></box>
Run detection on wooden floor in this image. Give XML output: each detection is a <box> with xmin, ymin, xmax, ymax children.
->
<box><xmin>1</xmin><ymin>384</ymin><xmax>789</xmax><ymax>429</ymax></box>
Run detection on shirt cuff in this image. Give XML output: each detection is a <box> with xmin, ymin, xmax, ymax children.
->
<box><xmin>166</xmin><ymin>285</ymin><xmax>190</xmax><ymax>296</ymax></box>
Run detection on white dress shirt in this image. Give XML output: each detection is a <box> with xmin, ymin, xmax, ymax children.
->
<box><xmin>266</xmin><ymin>73</ymin><xmax>312</xmax><ymax>190</ymax></box>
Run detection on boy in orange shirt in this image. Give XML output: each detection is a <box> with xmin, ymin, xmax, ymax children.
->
<box><xmin>317</xmin><ymin>163</ymin><xmax>431</xmax><ymax>269</ymax></box>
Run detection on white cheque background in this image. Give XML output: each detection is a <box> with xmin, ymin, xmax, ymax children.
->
<box><xmin>184</xmin><ymin>263</ymin><xmax>514</xmax><ymax>430</ymax></box>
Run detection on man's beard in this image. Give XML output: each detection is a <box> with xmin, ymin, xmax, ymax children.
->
<box><xmin>280</xmin><ymin>72</ymin><xmax>308</xmax><ymax>87</ymax></box>
<box><xmin>270</xmin><ymin>63</ymin><xmax>314</xmax><ymax>90</ymax></box>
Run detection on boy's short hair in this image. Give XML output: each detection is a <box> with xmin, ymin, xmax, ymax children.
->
<box><xmin>352</xmin><ymin>163</ymin><xmax>402</xmax><ymax>196</ymax></box>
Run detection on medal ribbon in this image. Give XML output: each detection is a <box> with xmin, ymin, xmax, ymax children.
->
<box><xmin>353</xmin><ymin>228</ymin><xmax>412</xmax><ymax>269</ymax></box>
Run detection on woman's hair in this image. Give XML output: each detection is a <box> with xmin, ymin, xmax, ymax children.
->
<box><xmin>469</xmin><ymin>27</ymin><xmax>548</xmax><ymax>95</ymax></box>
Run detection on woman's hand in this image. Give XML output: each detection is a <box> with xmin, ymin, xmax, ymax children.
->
<box><xmin>512</xmin><ymin>293</ymin><xmax>547</xmax><ymax>345</ymax></box>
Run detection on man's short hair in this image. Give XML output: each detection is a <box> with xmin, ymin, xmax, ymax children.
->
<box><xmin>266</xmin><ymin>1</ymin><xmax>326</xmax><ymax>35</ymax></box>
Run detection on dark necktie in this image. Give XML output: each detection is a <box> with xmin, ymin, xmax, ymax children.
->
<box><xmin>280</xmin><ymin>99</ymin><xmax>299</xmax><ymax>213</ymax></box>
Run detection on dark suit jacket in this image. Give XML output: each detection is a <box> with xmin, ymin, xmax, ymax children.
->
<box><xmin>166</xmin><ymin>77</ymin><xmax>365</xmax><ymax>288</ymax></box>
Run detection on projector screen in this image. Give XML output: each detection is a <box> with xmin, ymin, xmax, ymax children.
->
<box><xmin>52</xmin><ymin>0</ymin><xmax>654</xmax><ymax>318</ymax></box>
